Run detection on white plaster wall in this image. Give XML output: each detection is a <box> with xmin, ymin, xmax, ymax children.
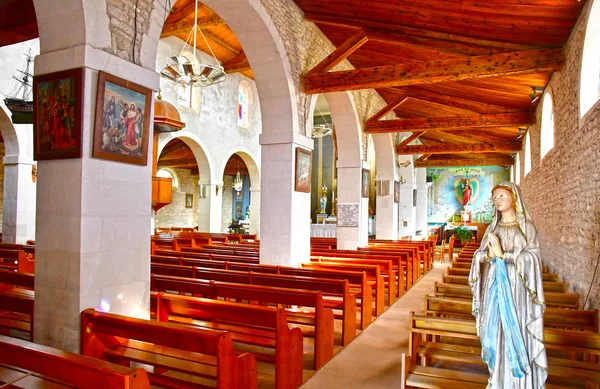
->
<box><xmin>157</xmin><ymin>37</ymin><xmax>261</xmax><ymax>178</ymax></box>
<box><xmin>415</xmin><ymin>168</ymin><xmax>428</xmax><ymax>237</ymax></box>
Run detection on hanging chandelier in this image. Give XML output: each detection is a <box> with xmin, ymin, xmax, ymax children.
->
<box><xmin>233</xmin><ymin>157</ymin><xmax>243</xmax><ymax>192</ymax></box>
<box><xmin>160</xmin><ymin>0</ymin><xmax>227</xmax><ymax>87</ymax></box>
<box><xmin>312</xmin><ymin>104</ymin><xmax>333</xmax><ymax>138</ymax></box>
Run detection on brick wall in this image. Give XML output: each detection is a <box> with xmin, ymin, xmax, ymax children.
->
<box><xmin>518</xmin><ymin>0</ymin><xmax>600</xmax><ymax>311</ymax></box>
<box><xmin>106</xmin><ymin>0</ymin><xmax>154</xmax><ymax>63</ymax></box>
<box><xmin>154</xmin><ymin>168</ymin><xmax>199</xmax><ymax>228</ymax></box>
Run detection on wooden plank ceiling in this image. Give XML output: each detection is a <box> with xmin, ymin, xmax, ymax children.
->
<box><xmin>162</xmin><ymin>0</ymin><xmax>253</xmax><ymax>79</ymax></box>
<box><xmin>296</xmin><ymin>0</ymin><xmax>586</xmax><ymax>168</ymax></box>
<box><xmin>158</xmin><ymin>138</ymin><xmax>248</xmax><ymax>175</ymax></box>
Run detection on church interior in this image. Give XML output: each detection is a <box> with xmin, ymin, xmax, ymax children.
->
<box><xmin>0</xmin><ymin>0</ymin><xmax>598</xmax><ymax>387</ymax></box>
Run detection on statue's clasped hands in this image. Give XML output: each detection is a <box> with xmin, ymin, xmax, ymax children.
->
<box><xmin>487</xmin><ymin>233</ymin><xmax>505</xmax><ymax>260</ymax></box>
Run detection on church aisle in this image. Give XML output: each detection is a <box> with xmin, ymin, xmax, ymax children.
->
<box><xmin>300</xmin><ymin>262</ymin><xmax>451</xmax><ymax>389</ymax></box>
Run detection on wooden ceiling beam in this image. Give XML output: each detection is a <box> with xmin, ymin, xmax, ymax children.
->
<box><xmin>403</xmin><ymin>87</ymin><xmax>516</xmax><ymax>114</ymax></box>
<box><xmin>223</xmin><ymin>57</ymin><xmax>251</xmax><ymax>73</ymax></box>
<box><xmin>365</xmin><ymin>112</ymin><xmax>535</xmax><ymax>133</ymax></box>
<box><xmin>203</xmin><ymin>30</ymin><xmax>240</xmax><ymax>56</ymax></box>
<box><xmin>158</xmin><ymin>141</ymin><xmax>190</xmax><ymax>160</ymax></box>
<box><xmin>398</xmin><ymin>132</ymin><xmax>424</xmax><ymax>147</ymax></box>
<box><xmin>396</xmin><ymin>141</ymin><xmax>522</xmax><ymax>155</ymax></box>
<box><xmin>307</xmin><ymin>30</ymin><xmax>368</xmax><ymax>76</ymax></box>
<box><xmin>304</xmin><ymin>13</ymin><xmax>541</xmax><ymax>51</ymax></box>
<box><xmin>302</xmin><ymin>48</ymin><xmax>564</xmax><ymax>94</ymax></box>
<box><xmin>157</xmin><ymin>158</ymin><xmax>198</xmax><ymax>168</ymax></box>
<box><xmin>367</xmin><ymin>93</ymin><xmax>409</xmax><ymax>122</ymax></box>
<box><xmin>415</xmin><ymin>156</ymin><xmax>514</xmax><ymax>168</ymax></box>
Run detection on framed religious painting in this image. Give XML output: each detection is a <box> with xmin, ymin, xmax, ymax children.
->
<box><xmin>33</xmin><ymin>68</ymin><xmax>84</xmax><ymax>160</ymax></box>
<box><xmin>294</xmin><ymin>147</ymin><xmax>312</xmax><ymax>193</ymax></box>
<box><xmin>394</xmin><ymin>180</ymin><xmax>400</xmax><ymax>203</ymax></box>
<box><xmin>361</xmin><ymin>168</ymin><xmax>370</xmax><ymax>198</ymax></box>
<box><xmin>92</xmin><ymin>71</ymin><xmax>152</xmax><ymax>165</ymax></box>
<box><xmin>185</xmin><ymin>193</ymin><xmax>193</xmax><ymax>209</ymax></box>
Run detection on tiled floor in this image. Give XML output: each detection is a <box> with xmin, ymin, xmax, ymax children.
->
<box><xmin>300</xmin><ymin>261</ymin><xmax>451</xmax><ymax>389</ymax></box>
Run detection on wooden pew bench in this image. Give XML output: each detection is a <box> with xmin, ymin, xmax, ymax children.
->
<box><xmin>434</xmin><ymin>282</ymin><xmax>580</xmax><ymax>309</ymax></box>
<box><xmin>442</xmin><ymin>273</ymin><xmax>567</xmax><ymax>293</ymax></box>
<box><xmin>425</xmin><ymin>295</ymin><xmax>599</xmax><ymax>332</ymax></box>
<box><xmin>0</xmin><ymin>248</ymin><xmax>31</xmax><ymax>273</ymax></box>
<box><xmin>302</xmin><ymin>261</ymin><xmax>386</xmax><ymax>316</ymax></box>
<box><xmin>0</xmin><ymin>334</ymin><xmax>150</xmax><ymax>388</ymax></box>
<box><xmin>151</xmin><ymin>274</ymin><xmax>335</xmax><ymax>370</ymax></box>
<box><xmin>0</xmin><ymin>271</ymin><xmax>34</xmax><ymax>290</ymax></box>
<box><xmin>81</xmin><ymin>308</ymin><xmax>257</xmax><ymax>389</ymax></box>
<box><xmin>0</xmin><ymin>288</ymin><xmax>34</xmax><ymax>340</ymax></box>
<box><xmin>402</xmin><ymin>312</ymin><xmax>600</xmax><ymax>389</ymax></box>
<box><xmin>156</xmin><ymin>292</ymin><xmax>303</xmax><ymax>389</ymax></box>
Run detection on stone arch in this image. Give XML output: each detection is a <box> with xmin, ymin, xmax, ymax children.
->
<box><xmin>0</xmin><ymin>105</ymin><xmax>20</xmax><ymax>157</ymax></box>
<box><xmin>157</xmin><ymin>130</ymin><xmax>214</xmax><ymax>183</ymax></box>
<box><xmin>220</xmin><ymin>148</ymin><xmax>261</xmax><ymax>236</ymax></box>
<box><xmin>371</xmin><ymin>134</ymin><xmax>396</xmax><ymax>179</ymax></box>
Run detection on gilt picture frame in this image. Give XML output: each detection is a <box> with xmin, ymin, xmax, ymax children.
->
<box><xmin>294</xmin><ymin>148</ymin><xmax>312</xmax><ymax>193</ymax></box>
<box><xmin>93</xmin><ymin>71</ymin><xmax>152</xmax><ymax>165</ymax></box>
<box><xmin>33</xmin><ymin>68</ymin><xmax>84</xmax><ymax>160</ymax></box>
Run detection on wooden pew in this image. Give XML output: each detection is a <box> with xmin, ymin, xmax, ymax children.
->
<box><xmin>311</xmin><ymin>250</ymin><xmax>410</xmax><ymax>295</ymax></box>
<box><xmin>303</xmin><ymin>260</ymin><xmax>387</xmax><ymax>315</ymax></box>
<box><xmin>403</xmin><ymin>312</ymin><xmax>600</xmax><ymax>389</ymax></box>
<box><xmin>150</xmin><ymin>274</ymin><xmax>335</xmax><ymax>370</ymax></box>
<box><xmin>442</xmin><ymin>273</ymin><xmax>567</xmax><ymax>293</ymax></box>
<box><xmin>156</xmin><ymin>292</ymin><xmax>303</xmax><ymax>389</ymax></box>
<box><xmin>0</xmin><ymin>271</ymin><xmax>34</xmax><ymax>290</ymax></box>
<box><xmin>0</xmin><ymin>288</ymin><xmax>34</xmax><ymax>340</ymax></box>
<box><xmin>81</xmin><ymin>308</ymin><xmax>257</xmax><ymax>389</ymax></box>
<box><xmin>0</xmin><ymin>248</ymin><xmax>31</xmax><ymax>273</ymax></box>
<box><xmin>0</xmin><ymin>334</ymin><xmax>151</xmax><ymax>389</ymax></box>
<box><xmin>225</xmin><ymin>262</ymin><xmax>372</xmax><ymax>331</ymax></box>
<box><xmin>425</xmin><ymin>295</ymin><xmax>599</xmax><ymax>332</ymax></box>
<box><xmin>434</xmin><ymin>282</ymin><xmax>580</xmax><ymax>309</ymax></box>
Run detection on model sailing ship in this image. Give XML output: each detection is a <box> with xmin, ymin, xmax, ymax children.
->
<box><xmin>4</xmin><ymin>49</ymin><xmax>33</xmax><ymax>124</ymax></box>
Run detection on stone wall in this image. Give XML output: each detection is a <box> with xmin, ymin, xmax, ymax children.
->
<box><xmin>106</xmin><ymin>0</ymin><xmax>154</xmax><ymax>63</ymax></box>
<box><xmin>154</xmin><ymin>168</ymin><xmax>199</xmax><ymax>228</ymax></box>
<box><xmin>518</xmin><ymin>0</ymin><xmax>600</xmax><ymax>311</ymax></box>
<box><xmin>260</xmin><ymin>0</ymin><xmax>390</xmax><ymax>159</ymax></box>
<box><xmin>221</xmin><ymin>175</ymin><xmax>233</xmax><ymax>232</ymax></box>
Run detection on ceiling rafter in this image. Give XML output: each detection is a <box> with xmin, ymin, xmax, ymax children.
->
<box><xmin>365</xmin><ymin>112</ymin><xmax>536</xmax><ymax>133</ymax></box>
<box><xmin>304</xmin><ymin>13</ymin><xmax>543</xmax><ymax>51</ymax></box>
<box><xmin>398</xmin><ymin>132</ymin><xmax>424</xmax><ymax>147</ymax></box>
<box><xmin>367</xmin><ymin>94</ymin><xmax>409</xmax><ymax>122</ymax></box>
<box><xmin>160</xmin><ymin>16</ymin><xmax>226</xmax><ymax>38</ymax></box>
<box><xmin>307</xmin><ymin>29</ymin><xmax>368</xmax><ymax>76</ymax></box>
<box><xmin>396</xmin><ymin>141</ymin><xmax>522</xmax><ymax>155</ymax></box>
<box><xmin>415</xmin><ymin>156</ymin><xmax>514</xmax><ymax>167</ymax></box>
<box><xmin>302</xmin><ymin>48</ymin><xmax>564</xmax><ymax>94</ymax></box>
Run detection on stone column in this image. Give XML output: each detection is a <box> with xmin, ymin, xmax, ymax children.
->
<box><xmin>415</xmin><ymin>168</ymin><xmax>429</xmax><ymax>238</ymax></box>
<box><xmin>398</xmin><ymin>156</ymin><xmax>416</xmax><ymax>238</ymax></box>
<box><xmin>375</xmin><ymin>174</ymin><xmax>398</xmax><ymax>240</ymax></box>
<box><xmin>2</xmin><ymin>155</ymin><xmax>36</xmax><ymax>244</ymax></box>
<box><xmin>33</xmin><ymin>48</ymin><xmax>158</xmax><ymax>351</ymax></box>
<box><xmin>337</xmin><ymin>160</ymin><xmax>369</xmax><ymax>249</ymax></box>
<box><xmin>197</xmin><ymin>179</ymin><xmax>222</xmax><ymax>233</ymax></box>
<box><xmin>249</xmin><ymin>186</ymin><xmax>260</xmax><ymax>236</ymax></box>
<box><xmin>259</xmin><ymin>133</ymin><xmax>313</xmax><ymax>267</ymax></box>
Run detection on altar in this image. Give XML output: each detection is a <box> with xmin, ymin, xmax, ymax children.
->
<box><xmin>311</xmin><ymin>224</ymin><xmax>336</xmax><ymax>238</ymax></box>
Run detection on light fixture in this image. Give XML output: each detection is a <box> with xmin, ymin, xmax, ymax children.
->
<box><xmin>312</xmin><ymin>105</ymin><xmax>333</xmax><ymax>138</ymax></box>
<box><xmin>233</xmin><ymin>157</ymin><xmax>243</xmax><ymax>192</ymax></box>
<box><xmin>399</xmin><ymin>175</ymin><xmax>407</xmax><ymax>185</ymax></box>
<box><xmin>159</xmin><ymin>0</ymin><xmax>227</xmax><ymax>88</ymax></box>
<box><xmin>397</xmin><ymin>158</ymin><xmax>412</xmax><ymax>168</ymax></box>
<box><xmin>529</xmin><ymin>86</ymin><xmax>544</xmax><ymax>103</ymax></box>
<box><xmin>517</xmin><ymin>127</ymin><xmax>527</xmax><ymax>139</ymax></box>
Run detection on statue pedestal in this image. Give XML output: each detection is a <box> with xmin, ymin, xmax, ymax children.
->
<box><xmin>316</xmin><ymin>213</ymin><xmax>328</xmax><ymax>224</ymax></box>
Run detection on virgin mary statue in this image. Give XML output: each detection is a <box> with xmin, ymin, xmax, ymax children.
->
<box><xmin>468</xmin><ymin>181</ymin><xmax>547</xmax><ymax>389</ymax></box>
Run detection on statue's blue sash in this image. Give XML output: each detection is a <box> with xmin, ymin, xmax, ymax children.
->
<box><xmin>481</xmin><ymin>258</ymin><xmax>530</xmax><ymax>378</ymax></box>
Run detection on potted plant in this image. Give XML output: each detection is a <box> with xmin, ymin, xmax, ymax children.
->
<box><xmin>454</xmin><ymin>225</ymin><xmax>474</xmax><ymax>245</ymax></box>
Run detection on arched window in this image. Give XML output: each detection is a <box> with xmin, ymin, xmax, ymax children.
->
<box><xmin>580</xmin><ymin>0</ymin><xmax>600</xmax><ymax>117</ymax></box>
<box><xmin>178</xmin><ymin>56</ymin><xmax>193</xmax><ymax>108</ymax></box>
<box><xmin>524</xmin><ymin>132</ymin><xmax>531</xmax><ymax>176</ymax></box>
<box><xmin>237</xmin><ymin>82</ymin><xmax>250</xmax><ymax>129</ymax></box>
<box><xmin>157</xmin><ymin>168</ymin><xmax>179</xmax><ymax>189</ymax></box>
<box><xmin>515</xmin><ymin>152</ymin><xmax>521</xmax><ymax>185</ymax></box>
<box><xmin>540</xmin><ymin>93</ymin><xmax>555</xmax><ymax>160</ymax></box>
